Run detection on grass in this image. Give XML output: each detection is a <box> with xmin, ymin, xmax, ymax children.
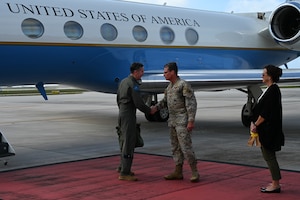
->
<box><xmin>0</xmin><ymin>84</ymin><xmax>298</xmax><ymax>97</ymax></box>
<box><xmin>0</xmin><ymin>88</ymin><xmax>86</xmax><ymax>96</ymax></box>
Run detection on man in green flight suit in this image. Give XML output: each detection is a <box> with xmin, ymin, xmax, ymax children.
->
<box><xmin>116</xmin><ymin>62</ymin><xmax>155</xmax><ymax>181</ymax></box>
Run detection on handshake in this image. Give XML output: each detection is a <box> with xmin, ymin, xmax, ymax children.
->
<box><xmin>150</xmin><ymin>105</ymin><xmax>158</xmax><ymax>115</ymax></box>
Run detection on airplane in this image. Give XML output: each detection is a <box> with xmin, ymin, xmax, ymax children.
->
<box><xmin>1</xmin><ymin>0</ymin><xmax>300</xmax><ymax>127</ymax></box>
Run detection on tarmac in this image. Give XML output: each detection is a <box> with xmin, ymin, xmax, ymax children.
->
<box><xmin>0</xmin><ymin>88</ymin><xmax>299</xmax><ymax>199</ymax></box>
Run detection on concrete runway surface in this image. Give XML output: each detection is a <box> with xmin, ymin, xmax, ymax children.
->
<box><xmin>0</xmin><ymin>88</ymin><xmax>299</xmax><ymax>172</ymax></box>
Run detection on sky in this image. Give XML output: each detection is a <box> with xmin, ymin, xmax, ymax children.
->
<box><xmin>125</xmin><ymin>0</ymin><xmax>284</xmax><ymax>12</ymax></box>
<box><xmin>124</xmin><ymin>0</ymin><xmax>300</xmax><ymax>69</ymax></box>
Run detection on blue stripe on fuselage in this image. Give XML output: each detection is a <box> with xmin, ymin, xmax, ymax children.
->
<box><xmin>0</xmin><ymin>43</ymin><xmax>296</xmax><ymax>93</ymax></box>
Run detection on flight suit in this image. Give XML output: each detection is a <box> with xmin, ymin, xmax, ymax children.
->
<box><xmin>116</xmin><ymin>75</ymin><xmax>151</xmax><ymax>176</ymax></box>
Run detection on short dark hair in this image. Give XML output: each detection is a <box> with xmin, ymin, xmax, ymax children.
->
<box><xmin>264</xmin><ymin>65</ymin><xmax>282</xmax><ymax>82</ymax></box>
<box><xmin>164</xmin><ymin>62</ymin><xmax>178</xmax><ymax>75</ymax></box>
<box><xmin>130</xmin><ymin>62</ymin><xmax>144</xmax><ymax>73</ymax></box>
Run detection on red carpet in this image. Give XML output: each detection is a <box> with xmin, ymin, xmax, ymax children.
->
<box><xmin>0</xmin><ymin>153</ymin><xmax>299</xmax><ymax>200</ymax></box>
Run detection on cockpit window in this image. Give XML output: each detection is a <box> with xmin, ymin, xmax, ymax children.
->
<box><xmin>101</xmin><ymin>23</ymin><xmax>118</xmax><ymax>41</ymax></box>
<box><xmin>132</xmin><ymin>25</ymin><xmax>148</xmax><ymax>42</ymax></box>
<box><xmin>160</xmin><ymin>26</ymin><xmax>175</xmax><ymax>44</ymax></box>
<box><xmin>21</xmin><ymin>18</ymin><xmax>44</xmax><ymax>39</ymax></box>
<box><xmin>185</xmin><ymin>28</ymin><xmax>198</xmax><ymax>45</ymax></box>
<box><xmin>64</xmin><ymin>21</ymin><xmax>83</xmax><ymax>40</ymax></box>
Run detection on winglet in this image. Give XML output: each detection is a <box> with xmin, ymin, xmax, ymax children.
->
<box><xmin>35</xmin><ymin>82</ymin><xmax>48</xmax><ymax>100</ymax></box>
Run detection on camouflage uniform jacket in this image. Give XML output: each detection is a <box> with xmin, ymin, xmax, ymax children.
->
<box><xmin>157</xmin><ymin>77</ymin><xmax>197</xmax><ymax>127</ymax></box>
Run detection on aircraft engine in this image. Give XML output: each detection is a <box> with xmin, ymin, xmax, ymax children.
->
<box><xmin>269</xmin><ymin>1</ymin><xmax>300</xmax><ymax>50</ymax></box>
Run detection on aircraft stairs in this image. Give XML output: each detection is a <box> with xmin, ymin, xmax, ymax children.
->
<box><xmin>0</xmin><ymin>132</ymin><xmax>15</xmax><ymax>165</ymax></box>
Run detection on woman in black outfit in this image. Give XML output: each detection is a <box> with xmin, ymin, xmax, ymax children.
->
<box><xmin>251</xmin><ymin>65</ymin><xmax>285</xmax><ymax>193</ymax></box>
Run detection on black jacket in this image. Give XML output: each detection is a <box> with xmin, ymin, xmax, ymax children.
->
<box><xmin>252</xmin><ymin>84</ymin><xmax>285</xmax><ymax>151</ymax></box>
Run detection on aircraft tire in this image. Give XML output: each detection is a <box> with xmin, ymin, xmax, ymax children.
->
<box><xmin>154</xmin><ymin>107</ymin><xmax>169</xmax><ymax>122</ymax></box>
<box><xmin>241</xmin><ymin>104</ymin><xmax>251</xmax><ymax>127</ymax></box>
<box><xmin>145</xmin><ymin>107</ymin><xmax>169</xmax><ymax>122</ymax></box>
<box><xmin>145</xmin><ymin>113</ymin><xmax>156</xmax><ymax>122</ymax></box>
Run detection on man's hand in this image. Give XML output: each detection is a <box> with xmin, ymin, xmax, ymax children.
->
<box><xmin>250</xmin><ymin>122</ymin><xmax>257</xmax><ymax>133</ymax></box>
<box><xmin>187</xmin><ymin>121</ymin><xmax>195</xmax><ymax>132</ymax></box>
<box><xmin>150</xmin><ymin>106</ymin><xmax>158</xmax><ymax>115</ymax></box>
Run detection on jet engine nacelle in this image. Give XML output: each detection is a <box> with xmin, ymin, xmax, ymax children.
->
<box><xmin>269</xmin><ymin>1</ymin><xmax>300</xmax><ymax>50</ymax></box>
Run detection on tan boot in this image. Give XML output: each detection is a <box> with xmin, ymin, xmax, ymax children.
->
<box><xmin>164</xmin><ymin>164</ymin><xmax>183</xmax><ymax>180</ymax></box>
<box><xmin>119</xmin><ymin>175</ymin><xmax>138</xmax><ymax>181</ymax></box>
<box><xmin>190</xmin><ymin>163</ymin><xmax>199</xmax><ymax>183</ymax></box>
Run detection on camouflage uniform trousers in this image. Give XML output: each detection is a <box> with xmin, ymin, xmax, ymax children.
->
<box><xmin>169</xmin><ymin>126</ymin><xmax>197</xmax><ymax>166</ymax></box>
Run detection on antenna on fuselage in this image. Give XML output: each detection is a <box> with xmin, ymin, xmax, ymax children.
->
<box><xmin>36</xmin><ymin>82</ymin><xmax>48</xmax><ymax>100</ymax></box>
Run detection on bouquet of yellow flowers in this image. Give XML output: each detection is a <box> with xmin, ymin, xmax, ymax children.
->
<box><xmin>247</xmin><ymin>131</ymin><xmax>261</xmax><ymax>147</ymax></box>
<box><xmin>248</xmin><ymin>122</ymin><xmax>261</xmax><ymax>147</ymax></box>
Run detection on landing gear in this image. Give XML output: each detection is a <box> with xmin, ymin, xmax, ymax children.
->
<box><xmin>143</xmin><ymin>94</ymin><xmax>169</xmax><ymax>122</ymax></box>
<box><xmin>154</xmin><ymin>107</ymin><xmax>168</xmax><ymax>122</ymax></box>
<box><xmin>240</xmin><ymin>85</ymin><xmax>262</xmax><ymax>127</ymax></box>
<box><xmin>241</xmin><ymin>103</ymin><xmax>252</xmax><ymax>127</ymax></box>
<box><xmin>145</xmin><ymin>107</ymin><xmax>168</xmax><ymax>122</ymax></box>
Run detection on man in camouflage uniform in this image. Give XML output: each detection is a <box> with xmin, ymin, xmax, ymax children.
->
<box><xmin>117</xmin><ymin>62</ymin><xmax>155</xmax><ymax>181</ymax></box>
<box><xmin>155</xmin><ymin>62</ymin><xmax>199</xmax><ymax>182</ymax></box>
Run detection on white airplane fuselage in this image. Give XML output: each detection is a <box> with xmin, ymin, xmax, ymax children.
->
<box><xmin>1</xmin><ymin>0</ymin><xmax>300</xmax><ymax>93</ymax></box>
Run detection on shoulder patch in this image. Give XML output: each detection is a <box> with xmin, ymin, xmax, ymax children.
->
<box><xmin>133</xmin><ymin>85</ymin><xmax>140</xmax><ymax>92</ymax></box>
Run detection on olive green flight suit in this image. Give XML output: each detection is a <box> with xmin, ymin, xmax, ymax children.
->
<box><xmin>116</xmin><ymin>75</ymin><xmax>151</xmax><ymax>176</ymax></box>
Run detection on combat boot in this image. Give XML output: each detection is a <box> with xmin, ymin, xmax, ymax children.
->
<box><xmin>190</xmin><ymin>163</ymin><xmax>199</xmax><ymax>183</ymax></box>
<box><xmin>164</xmin><ymin>164</ymin><xmax>183</xmax><ymax>180</ymax></box>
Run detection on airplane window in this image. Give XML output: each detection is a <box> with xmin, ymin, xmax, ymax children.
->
<box><xmin>132</xmin><ymin>25</ymin><xmax>148</xmax><ymax>42</ymax></box>
<box><xmin>185</xmin><ymin>28</ymin><xmax>198</xmax><ymax>45</ymax></box>
<box><xmin>21</xmin><ymin>18</ymin><xmax>44</xmax><ymax>39</ymax></box>
<box><xmin>64</xmin><ymin>21</ymin><xmax>83</xmax><ymax>40</ymax></box>
<box><xmin>160</xmin><ymin>26</ymin><xmax>175</xmax><ymax>44</ymax></box>
<box><xmin>101</xmin><ymin>23</ymin><xmax>118</xmax><ymax>41</ymax></box>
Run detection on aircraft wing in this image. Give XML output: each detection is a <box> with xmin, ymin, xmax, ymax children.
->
<box><xmin>140</xmin><ymin>69</ymin><xmax>300</xmax><ymax>93</ymax></box>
